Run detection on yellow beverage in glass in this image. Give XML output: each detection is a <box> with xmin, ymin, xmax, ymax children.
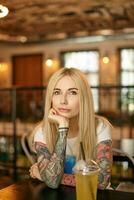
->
<box><xmin>74</xmin><ymin>160</ymin><xmax>100</xmax><ymax>200</ymax></box>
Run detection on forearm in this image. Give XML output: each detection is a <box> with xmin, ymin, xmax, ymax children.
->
<box><xmin>96</xmin><ymin>140</ymin><xmax>113</xmax><ymax>189</ymax></box>
<box><xmin>37</xmin><ymin>127</ymin><xmax>68</xmax><ymax>188</ymax></box>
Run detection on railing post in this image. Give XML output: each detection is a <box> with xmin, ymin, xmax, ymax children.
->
<box><xmin>11</xmin><ymin>88</ymin><xmax>17</xmax><ymax>181</ymax></box>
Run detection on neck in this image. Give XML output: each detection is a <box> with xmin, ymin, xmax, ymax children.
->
<box><xmin>68</xmin><ymin>116</ymin><xmax>79</xmax><ymax>138</ymax></box>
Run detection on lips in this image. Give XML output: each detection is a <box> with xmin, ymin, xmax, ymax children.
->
<box><xmin>58</xmin><ymin>108</ymin><xmax>71</xmax><ymax>113</ymax></box>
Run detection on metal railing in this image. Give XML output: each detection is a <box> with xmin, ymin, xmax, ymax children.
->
<box><xmin>0</xmin><ymin>85</ymin><xmax>133</xmax><ymax>121</ymax></box>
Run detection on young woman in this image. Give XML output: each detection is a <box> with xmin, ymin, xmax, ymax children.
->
<box><xmin>29</xmin><ymin>67</ymin><xmax>113</xmax><ymax>189</ymax></box>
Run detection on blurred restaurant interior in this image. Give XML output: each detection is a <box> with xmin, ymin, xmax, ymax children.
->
<box><xmin>0</xmin><ymin>0</ymin><xmax>134</xmax><ymax>191</ymax></box>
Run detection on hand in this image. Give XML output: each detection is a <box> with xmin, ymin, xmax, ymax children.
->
<box><xmin>48</xmin><ymin>108</ymin><xmax>69</xmax><ymax>128</ymax></box>
<box><xmin>29</xmin><ymin>163</ymin><xmax>42</xmax><ymax>181</ymax></box>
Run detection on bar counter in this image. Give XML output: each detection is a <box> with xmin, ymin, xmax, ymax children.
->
<box><xmin>0</xmin><ymin>178</ymin><xmax>133</xmax><ymax>200</ymax></box>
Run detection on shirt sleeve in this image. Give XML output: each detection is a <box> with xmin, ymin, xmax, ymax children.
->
<box><xmin>96</xmin><ymin>117</ymin><xmax>112</xmax><ymax>144</ymax></box>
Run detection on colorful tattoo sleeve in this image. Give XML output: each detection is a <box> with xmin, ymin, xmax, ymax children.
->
<box><xmin>96</xmin><ymin>140</ymin><xmax>113</xmax><ymax>189</ymax></box>
<box><xmin>35</xmin><ymin>127</ymin><xmax>68</xmax><ymax>188</ymax></box>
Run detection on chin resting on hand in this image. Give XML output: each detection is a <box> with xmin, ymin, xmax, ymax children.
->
<box><xmin>48</xmin><ymin>108</ymin><xmax>69</xmax><ymax>128</ymax></box>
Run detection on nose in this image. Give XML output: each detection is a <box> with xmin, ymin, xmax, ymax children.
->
<box><xmin>60</xmin><ymin>94</ymin><xmax>68</xmax><ymax>104</ymax></box>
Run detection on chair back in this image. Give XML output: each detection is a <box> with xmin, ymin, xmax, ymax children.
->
<box><xmin>112</xmin><ymin>147</ymin><xmax>134</xmax><ymax>166</ymax></box>
<box><xmin>21</xmin><ymin>133</ymin><xmax>36</xmax><ymax>165</ymax></box>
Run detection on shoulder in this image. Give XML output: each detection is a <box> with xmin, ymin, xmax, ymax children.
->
<box><xmin>95</xmin><ymin>115</ymin><xmax>113</xmax><ymax>144</ymax></box>
<box><xmin>34</xmin><ymin>126</ymin><xmax>43</xmax><ymax>141</ymax></box>
<box><xmin>29</xmin><ymin>121</ymin><xmax>46</xmax><ymax>146</ymax></box>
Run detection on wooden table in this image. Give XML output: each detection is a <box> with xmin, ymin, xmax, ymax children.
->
<box><xmin>0</xmin><ymin>179</ymin><xmax>133</xmax><ymax>200</ymax></box>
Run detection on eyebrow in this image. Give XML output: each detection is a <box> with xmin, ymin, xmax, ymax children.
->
<box><xmin>68</xmin><ymin>88</ymin><xmax>78</xmax><ymax>91</ymax></box>
<box><xmin>54</xmin><ymin>88</ymin><xmax>78</xmax><ymax>91</ymax></box>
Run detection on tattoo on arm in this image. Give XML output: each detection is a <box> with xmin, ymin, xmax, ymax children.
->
<box><xmin>35</xmin><ymin>128</ymin><xmax>68</xmax><ymax>188</ymax></box>
<box><xmin>96</xmin><ymin>140</ymin><xmax>113</xmax><ymax>189</ymax></box>
<box><xmin>35</xmin><ymin>142</ymin><xmax>51</xmax><ymax>171</ymax></box>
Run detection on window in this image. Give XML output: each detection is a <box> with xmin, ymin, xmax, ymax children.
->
<box><xmin>120</xmin><ymin>48</ymin><xmax>134</xmax><ymax>113</ymax></box>
<box><xmin>61</xmin><ymin>50</ymin><xmax>99</xmax><ymax>111</ymax></box>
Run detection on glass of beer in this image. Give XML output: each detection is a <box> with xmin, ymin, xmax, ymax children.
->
<box><xmin>74</xmin><ymin>160</ymin><xmax>100</xmax><ymax>200</ymax></box>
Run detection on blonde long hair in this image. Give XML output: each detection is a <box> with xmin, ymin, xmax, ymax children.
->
<box><xmin>42</xmin><ymin>67</ymin><xmax>96</xmax><ymax>161</ymax></box>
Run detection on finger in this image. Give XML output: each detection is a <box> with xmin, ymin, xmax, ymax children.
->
<box><xmin>48</xmin><ymin>110</ymin><xmax>56</xmax><ymax>120</ymax></box>
<box><xmin>29</xmin><ymin>169</ymin><xmax>35</xmax><ymax>178</ymax></box>
<box><xmin>51</xmin><ymin>108</ymin><xmax>59</xmax><ymax>115</ymax></box>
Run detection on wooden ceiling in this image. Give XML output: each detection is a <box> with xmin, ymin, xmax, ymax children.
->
<box><xmin>0</xmin><ymin>0</ymin><xmax>134</xmax><ymax>43</ymax></box>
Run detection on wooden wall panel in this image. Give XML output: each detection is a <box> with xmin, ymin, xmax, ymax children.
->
<box><xmin>12</xmin><ymin>54</ymin><xmax>43</xmax><ymax>87</ymax></box>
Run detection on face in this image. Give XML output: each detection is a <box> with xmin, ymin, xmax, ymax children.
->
<box><xmin>52</xmin><ymin>75</ymin><xmax>79</xmax><ymax>119</ymax></box>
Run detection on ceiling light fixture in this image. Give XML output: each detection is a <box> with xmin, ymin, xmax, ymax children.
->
<box><xmin>0</xmin><ymin>4</ymin><xmax>9</xmax><ymax>18</ymax></box>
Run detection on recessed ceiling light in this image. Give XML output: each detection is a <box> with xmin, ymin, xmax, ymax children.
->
<box><xmin>0</xmin><ymin>4</ymin><xmax>9</xmax><ymax>18</ymax></box>
<box><xmin>18</xmin><ymin>36</ymin><xmax>28</xmax><ymax>43</ymax></box>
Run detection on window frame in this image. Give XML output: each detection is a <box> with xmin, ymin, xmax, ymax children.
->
<box><xmin>119</xmin><ymin>47</ymin><xmax>134</xmax><ymax>114</ymax></box>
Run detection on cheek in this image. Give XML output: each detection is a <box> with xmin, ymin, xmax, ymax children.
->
<box><xmin>52</xmin><ymin>97</ymin><xmax>58</xmax><ymax>107</ymax></box>
<box><xmin>72</xmin><ymin>99</ymin><xmax>79</xmax><ymax>111</ymax></box>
